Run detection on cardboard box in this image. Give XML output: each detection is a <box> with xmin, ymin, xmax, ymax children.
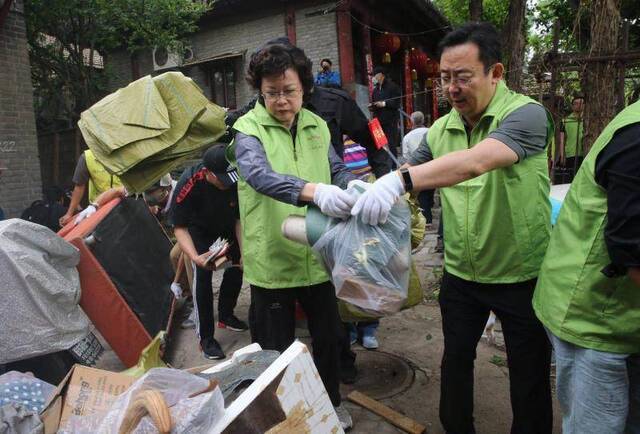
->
<box><xmin>41</xmin><ymin>364</ymin><xmax>135</xmax><ymax>433</ymax></box>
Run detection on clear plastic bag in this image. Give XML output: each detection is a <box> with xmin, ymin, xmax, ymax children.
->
<box><xmin>60</xmin><ymin>368</ymin><xmax>224</xmax><ymax>434</ymax></box>
<box><xmin>312</xmin><ymin>185</ymin><xmax>411</xmax><ymax>317</ymax></box>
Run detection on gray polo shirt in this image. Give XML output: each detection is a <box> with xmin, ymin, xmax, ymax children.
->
<box><xmin>408</xmin><ymin>103</ymin><xmax>548</xmax><ymax>166</ymax></box>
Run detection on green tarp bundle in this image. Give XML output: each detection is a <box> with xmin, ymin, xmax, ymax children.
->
<box><xmin>79</xmin><ymin>71</ymin><xmax>226</xmax><ymax>192</ymax></box>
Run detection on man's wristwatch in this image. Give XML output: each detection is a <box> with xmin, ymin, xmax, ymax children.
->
<box><xmin>399</xmin><ymin>168</ymin><xmax>413</xmax><ymax>192</ymax></box>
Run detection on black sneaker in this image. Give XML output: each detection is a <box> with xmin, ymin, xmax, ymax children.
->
<box><xmin>201</xmin><ymin>337</ymin><xmax>226</xmax><ymax>360</ymax></box>
<box><xmin>218</xmin><ymin>314</ymin><xmax>249</xmax><ymax>332</ymax></box>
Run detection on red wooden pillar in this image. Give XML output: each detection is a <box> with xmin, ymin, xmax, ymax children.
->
<box><xmin>403</xmin><ymin>49</ymin><xmax>413</xmax><ymax>124</ymax></box>
<box><xmin>285</xmin><ymin>5</ymin><xmax>296</xmax><ymax>45</ymax></box>
<box><xmin>360</xmin><ymin>8</ymin><xmax>374</xmax><ymax>99</ymax></box>
<box><xmin>336</xmin><ymin>1</ymin><xmax>355</xmax><ymax>93</ymax></box>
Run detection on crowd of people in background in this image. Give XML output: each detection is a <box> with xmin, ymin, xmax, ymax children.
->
<box><xmin>14</xmin><ymin>21</ymin><xmax>639</xmax><ymax>434</ymax></box>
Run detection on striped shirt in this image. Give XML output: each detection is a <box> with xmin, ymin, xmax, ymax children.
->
<box><xmin>343</xmin><ymin>138</ymin><xmax>372</xmax><ymax>178</ymax></box>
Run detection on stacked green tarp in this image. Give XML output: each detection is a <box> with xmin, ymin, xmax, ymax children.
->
<box><xmin>79</xmin><ymin>71</ymin><xmax>226</xmax><ymax>192</ymax></box>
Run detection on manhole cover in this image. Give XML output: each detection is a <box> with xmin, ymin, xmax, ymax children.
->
<box><xmin>341</xmin><ymin>350</ymin><xmax>415</xmax><ymax>400</ymax></box>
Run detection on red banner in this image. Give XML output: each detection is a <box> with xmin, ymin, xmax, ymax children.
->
<box><xmin>368</xmin><ymin>117</ymin><xmax>389</xmax><ymax>150</ymax></box>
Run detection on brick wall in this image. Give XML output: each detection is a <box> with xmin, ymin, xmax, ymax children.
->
<box><xmin>295</xmin><ymin>3</ymin><xmax>339</xmax><ymax>76</ymax></box>
<box><xmin>0</xmin><ymin>0</ymin><xmax>43</xmax><ymax>218</ymax></box>
<box><xmin>105</xmin><ymin>2</ymin><xmax>341</xmax><ymax>111</ymax></box>
<box><xmin>188</xmin><ymin>12</ymin><xmax>286</xmax><ymax>106</ymax></box>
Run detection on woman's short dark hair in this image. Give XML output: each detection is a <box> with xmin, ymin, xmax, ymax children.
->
<box><xmin>246</xmin><ymin>43</ymin><xmax>314</xmax><ymax>100</ymax></box>
<box><xmin>438</xmin><ymin>22</ymin><xmax>502</xmax><ymax>70</ymax></box>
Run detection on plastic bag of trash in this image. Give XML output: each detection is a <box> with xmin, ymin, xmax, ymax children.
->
<box><xmin>312</xmin><ymin>184</ymin><xmax>411</xmax><ymax>317</ymax></box>
<box><xmin>61</xmin><ymin>368</ymin><xmax>224</xmax><ymax>434</ymax></box>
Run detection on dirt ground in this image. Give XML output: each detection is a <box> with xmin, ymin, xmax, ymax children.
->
<box><xmin>97</xmin><ymin>214</ymin><xmax>563</xmax><ymax>433</ymax></box>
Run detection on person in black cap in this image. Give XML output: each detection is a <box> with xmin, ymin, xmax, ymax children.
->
<box><xmin>369</xmin><ymin>65</ymin><xmax>402</xmax><ymax>161</ymax></box>
<box><xmin>168</xmin><ymin>144</ymin><xmax>247</xmax><ymax>360</ymax></box>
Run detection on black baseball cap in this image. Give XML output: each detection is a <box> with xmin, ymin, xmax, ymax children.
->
<box><xmin>203</xmin><ymin>145</ymin><xmax>239</xmax><ymax>187</ymax></box>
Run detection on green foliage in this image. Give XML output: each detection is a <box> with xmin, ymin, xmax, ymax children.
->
<box><xmin>432</xmin><ymin>0</ymin><xmax>509</xmax><ymax>30</ymax></box>
<box><xmin>25</xmin><ymin>0</ymin><xmax>209</xmax><ymax>129</ymax></box>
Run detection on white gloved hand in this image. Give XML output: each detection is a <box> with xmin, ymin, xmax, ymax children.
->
<box><xmin>350</xmin><ymin>172</ymin><xmax>405</xmax><ymax>225</ymax></box>
<box><xmin>74</xmin><ymin>205</ymin><xmax>97</xmax><ymax>225</ymax></box>
<box><xmin>170</xmin><ymin>282</ymin><xmax>183</xmax><ymax>299</ymax></box>
<box><xmin>313</xmin><ymin>183</ymin><xmax>357</xmax><ymax>218</ymax></box>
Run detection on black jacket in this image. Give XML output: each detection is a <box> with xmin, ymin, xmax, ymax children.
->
<box><xmin>371</xmin><ymin>79</ymin><xmax>401</xmax><ymax>129</ymax></box>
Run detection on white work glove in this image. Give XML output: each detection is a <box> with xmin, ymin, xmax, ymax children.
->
<box><xmin>313</xmin><ymin>183</ymin><xmax>356</xmax><ymax>219</ymax></box>
<box><xmin>350</xmin><ymin>172</ymin><xmax>405</xmax><ymax>225</ymax></box>
<box><xmin>74</xmin><ymin>205</ymin><xmax>97</xmax><ymax>225</ymax></box>
<box><xmin>170</xmin><ymin>282</ymin><xmax>183</xmax><ymax>299</ymax></box>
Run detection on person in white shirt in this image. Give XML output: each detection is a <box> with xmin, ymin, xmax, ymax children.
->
<box><xmin>402</xmin><ymin>112</ymin><xmax>435</xmax><ymax>228</ymax></box>
<box><xmin>402</xmin><ymin>111</ymin><xmax>428</xmax><ymax>161</ymax></box>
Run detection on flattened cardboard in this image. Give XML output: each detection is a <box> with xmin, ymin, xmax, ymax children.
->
<box><xmin>41</xmin><ymin>364</ymin><xmax>134</xmax><ymax>433</ymax></box>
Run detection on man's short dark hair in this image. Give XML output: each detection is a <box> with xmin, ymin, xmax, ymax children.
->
<box><xmin>321</xmin><ymin>58</ymin><xmax>332</xmax><ymax>66</ymax></box>
<box><xmin>247</xmin><ymin>43</ymin><xmax>314</xmax><ymax>100</ymax></box>
<box><xmin>438</xmin><ymin>22</ymin><xmax>502</xmax><ymax>69</ymax></box>
<box><xmin>572</xmin><ymin>95</ymin><xmax>585</xmax><ymax>103</ymax></box>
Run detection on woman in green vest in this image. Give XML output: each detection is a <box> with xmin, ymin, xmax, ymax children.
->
<box><xmin>230</xmin><ymin>42</ymin><xmax>356</xmax><ymax>430</ymax></box>
<box><xmin>533</xmin><ymin>101</ymin><xmax>640</xmax><ymax>434</ymax></box>
<box><xmin>352</xmin><ymin>22</ymin><xmax>554</xmax><ymax>433</ymax></box>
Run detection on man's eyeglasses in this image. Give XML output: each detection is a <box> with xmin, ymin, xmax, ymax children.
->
<box><xmin>262</xmin><ymin>89</ymin><xmax>302</xmax><ymax>101</ymax></box>
<box><xmin>438</xmin><ymin>65</ymin><xmax>495</xmax><ymax>89</ymax></box>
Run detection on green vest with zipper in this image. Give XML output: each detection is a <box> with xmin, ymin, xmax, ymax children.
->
<box><xmin>428</xmin><ymin>80</ymin><xmax>552</xmax><ymax>283</ymax></box>
<box><xmin>231</xmin><ymin>102</ymin><xmax>331</xmax><ymax>289</ymax></box>
<box><xmin>533</xmin><ymin>100</ymin><xmax>640</xmax><ymax>354</ymax></box>
<box><xmin>84</xmin><ymin>150</ymin><xmax>122</xmax><ymax>202</ymax></box>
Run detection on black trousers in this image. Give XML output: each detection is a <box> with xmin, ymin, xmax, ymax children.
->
<box><xmin>191</xmin><ymin>230</ymin><xmax>243</xmax><ymax>342</ymax></box>
<box><xmin>249</xmin><ymin>281</ymin><xmax>343</xmax><ymax>406</ymax></box>
<box><xmin>439</xmin><ymin>271</ymin><xmax>552</xmax><ymax>434</ymax></box>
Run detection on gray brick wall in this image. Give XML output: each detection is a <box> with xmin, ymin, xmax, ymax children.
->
<box><xmin>188</xmin><ymin>13</ymin><xmax>286</xmax><ymax>106</ymax></box>
<box><xmin>0</xmin><ymin>0</ymin><xmax>43</xmax><ymax>218</ymax></box>
<box><xmin>104</xmin><ymin>2</ymin><xmax>341</xmax><ymax>112</ymax></box>
<box><xmin>295</xmin><ymin>3</ymin><xmax>339</xmax><ymax>76</ymax></box>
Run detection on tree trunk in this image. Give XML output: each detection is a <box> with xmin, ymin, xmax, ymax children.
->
<box><xmin>469</xmin><ymin>0</ymin><xmax>482</xmax><ymax>21</ymax></box>
<box><xmin>582</xmin><ymin>0</ymin><xmax>621</xmax><ymax>153</ymax></box>
<box><xmin>501</xmin><ymin>0</ymin><xmax>527</xmax><ymax>92</ymax></box>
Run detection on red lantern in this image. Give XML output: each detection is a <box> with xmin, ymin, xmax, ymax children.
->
<box><xmin>374</xmin><ymin>32</ymin><xmax>401</xmax><ymax>63</ymax></box>
<box><xmin>409</xmin><ymin>48</ymin><xmax>429</xmax><ymax>78</ymax></box>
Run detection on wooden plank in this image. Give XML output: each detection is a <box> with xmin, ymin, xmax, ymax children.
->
<box><xmin>347</xmin><ymin>390</ymin><xmax>425</xmax><ymax>434</ymax></box>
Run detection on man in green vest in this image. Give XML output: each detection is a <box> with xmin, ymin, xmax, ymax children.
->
<box><xmin>533</xmin><ymin>100</ymin><xmax>640</xmax><ymax>433</ymax></box>
<box><xmin>59</xmin><ymin>149</ymin><xmax>122</xmax><ymax>226</ymax></box>
<box><xmin>351</xmin><ymin>22</ymin><xmax>553</xmax><ymax>433</ymax></box>
<box><xmin>558</xmin><ymin>95</ymin><xmax>585</xmax><ymax>180</ymax></box>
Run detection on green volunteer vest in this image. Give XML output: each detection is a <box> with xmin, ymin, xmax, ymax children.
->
<box><xmin>428</xmin><ymin>81</ymin><xmax>552</xmax><ymax>283</ymax></box>
<box><xmin>231</xmin><ymin>102</ymin><xmax>331</xmax><ymax>289</ymax></box>
<box><xmin>533</xmin><ymin>101</ymin><xmax>640</xmax><ymax>354</ymax></box>
<box><xmin>84</xmin><ymin>150</ymin><xmax>122</xmax><ymax>202</ymax></box>
<box><xmin>562</xmin><ymin>113</ymin><xmax>584</xmax><ymax>158</ymax></box>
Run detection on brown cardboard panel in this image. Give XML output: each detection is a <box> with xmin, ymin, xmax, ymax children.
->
<box><xmin>41</xmin><ymin>364</ymin><xmax>134</xmax><ymax>433</ymax></box>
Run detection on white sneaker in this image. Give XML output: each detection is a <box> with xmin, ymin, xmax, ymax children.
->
<box><xmin>334</xmin><ymin>404</ymin><xmax>353</xmax><ymax>431</ymax></box>
<box><xmin>362</xmin><ymin>334</ymin><xmax>379</xmax><ymax>350</ymax></box>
